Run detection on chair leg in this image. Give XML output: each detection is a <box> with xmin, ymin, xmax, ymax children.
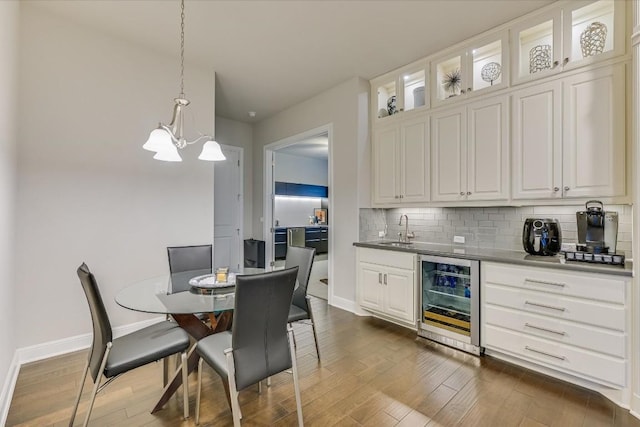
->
<box><xmin>289</xmin><ymin>322</ymin><xmax>297</xmax><ymax>349</ymax></box>
<box><xmin>225</xmin><ymin>350</ymin><xmax>241</xmax><ymax>427</ymax></box>
<box><xmin>181</xmin><ymin>351</ymin><xmax>189</xmax><ymax>419</ymax></box>
<box><xmin>69</xmin><ymin>359</ymin><xmax>90</xmax><ymax>427</ymax></box>
<box><xmin>287</xmin><ymin>327</ymin><xmax>304</xmax><ymax>426</ymax></box>
<box><xmin>258</xmin><ymin>380</ymin><xmax>262</xmax><ymax>394</ymax></box>
<box><xmin>82</xmin><ymin>343</ymin><xmax>111</xmax><ymax>427</ymax></box>
<box><xmin>307</xmin><ymin>297</ymin><xmax>321</xmax><ymax>361</ymax></box>
<box><xmin>195</xmin><ymin>358</ymin><xmax>203</xmax><ymax>425</ymax></box>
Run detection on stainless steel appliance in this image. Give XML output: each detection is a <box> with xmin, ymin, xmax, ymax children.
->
<box><xmin>576</xmin><ymin>200</ymin><xmax>618</xmax><ymax>253</ymax></box>
<box><xmin>522</xmin><ymin>218</ymin><xmax>562</xmax><ymax>256</ymax></box>
<box><xmin>287</xmin><ymin>227</ymin><xmax>306</xmax><ymax>248</ymax></box>
<box><xmin>419</xmin><ymin>255</ymin><xmax>481</xmax><ymax>355</ymax></box>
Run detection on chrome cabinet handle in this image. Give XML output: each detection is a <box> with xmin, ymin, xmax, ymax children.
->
<box><xmin>524</xmin><ymin>278</ymin><xmax>565</xmax><ymax>288</ymax></box>
<box><xmin>552</xmin><ymin>60</ymin><xmax>560</xmax><ymax>68</ymax></box>
<box><xmin>460</xmin><ymin>89</ymin><xmax>466</xmax><ymax>94</ymax></box>
<box><xmin>564</xmin><ymin>186</ymin><xmax>570</xmax><ymax>191</ymax></box>
<box><xmin>466</xmin><ymin>191</ymin><xmax>471</xmax><ymax>195</ymax></box>
<box><xmin>553</xmin><ymin>187</ymin><xmax>559</xmax><ymax>192</ymax></box>
<box><xmin>525</xmin><ymin>301</ymin><xmax>566</xmax><ymax>312</ymax></box>
<box><xmin>525</xmin><ymin>346</ymin><xmax>566</xmax><ymax>361</ymax></box>
<box><xmin>384</xmin><ymin>274</ymin><xmax>387</xmax><ymax>285</ymax></box>
<box><xmin>460</xmin><ymin>192</ymin><xmax>465</xmax><ymax>196</ymax></box>
<box><xmin>378</xmin><ymin>273</ymin><xmax>382</xmax><ymax>284</ymax></box>
<box><xmin>563</xmin><ymin>57</ymin><xmax>569</xmax><ymax>65</ymax></box>
<box><xmin>524</xmin><ymin>323</ymin><xmax>566</xmax><ymax>336</ymax></box>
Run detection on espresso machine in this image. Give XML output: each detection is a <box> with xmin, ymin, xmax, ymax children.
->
<box><xmin>576</xmin><ymin>200</ymin><xmax>618</xmax><ymax>254</ymax></box>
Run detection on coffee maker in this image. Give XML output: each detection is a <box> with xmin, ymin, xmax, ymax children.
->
<box><xmin>576</xmin><ymin>200</ymin><xmax>618</xmax><ymax>254</ymax></box>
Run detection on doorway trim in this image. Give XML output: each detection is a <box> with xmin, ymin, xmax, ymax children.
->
<box><xmin>263</xmin><ymin>123</ymin><xmax>334</xmax><ymax>304</ymax></box>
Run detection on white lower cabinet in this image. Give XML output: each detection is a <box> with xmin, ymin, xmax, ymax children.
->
<box><xmin>481</xmin><ymin>262</ymin><xmax>630</xmax><ymax>389</ymax></box>
<box><xmin>357</xmin><ymin>248</ymin><xmax>417</xmax><ymax>328</ymax></box>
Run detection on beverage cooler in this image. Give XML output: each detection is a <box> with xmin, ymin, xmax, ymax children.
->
<box><xmin>419</xmin><ymin>255</ymin><xmax>481</xmax><ymax>355</ymax></box>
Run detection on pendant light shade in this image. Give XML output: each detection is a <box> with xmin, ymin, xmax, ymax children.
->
<box><xmin>198</xmin><ymin>139</ymin><xmax>225</xmax><ymax>161</ymax></box>
<box><xmin>153</xmin><ymin>144</ymin><xmax>182</xmax><ymax>162</ymax></box>
<box><xmin>143</xmin><ymin>128</ymin><xmax>174</xmax><ymax>153</ymax></box>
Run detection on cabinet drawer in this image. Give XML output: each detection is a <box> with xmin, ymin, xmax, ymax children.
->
<box><xmin>484</xmin><ymin>305</ymin><xmax>625</xmax><ymax>358</ymax></box>
<box><xmin>484</xmin><ymin>284</ymin><xmax>625</xmax><ymax>331</ymax></box>
<box><xmin>483</xmin><ymin>262</ymin><xmax>626</xmax><ymax>304</ymax></box>
<box><xmin>358</xmin><ymin>248</ymin><xmax>415</xmax><ymax>270</ymax></box>
<box><xmin>484</xmin><ymin>325</ymin><xmax>626</xmax><ymax>388</ymax></box>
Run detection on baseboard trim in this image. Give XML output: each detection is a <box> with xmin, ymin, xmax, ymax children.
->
<box><xmin>0</xmin><ymin>316</ymin><xmax>164</xmax><ymax>425</ymax></box>
<box><xmin>0</xmin><ymin>352</ymin><xmax>20</xmax><ymax>427</ymax></box>
<box><xmin>15</xmin><ymin>316</ymin><xmax>165</xmax><ymax>365</ymax></box>
<box><xmin>329</xmin><ymin>294</ymin><xmax>356</xmax><ymax>313</ymax></box>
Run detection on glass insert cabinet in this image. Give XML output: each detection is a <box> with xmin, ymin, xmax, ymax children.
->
<box><xmin>372</xmin><ymin>60</ymin><xmax>428</xmax><ymax>121</ymax></box>
<box><xmin>511</xmin><ymin>0</ymin><xmax>623</xmax><ymax>84</ymax></box>
<box><xmin>431</xmin><ymin>31</ymin><xmax>509</xmax><ymax>106</ymax></box>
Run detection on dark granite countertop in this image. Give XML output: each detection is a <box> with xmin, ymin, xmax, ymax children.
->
<box><xmin>353</xmin><ymin>241</ymin><xmax>632</xmax><ymax>277</ymax></box>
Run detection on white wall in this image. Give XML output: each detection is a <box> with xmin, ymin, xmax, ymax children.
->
<box><xmin>0</xmin><ymin>0</ymin><xmax>18</xmax><ymax>414</ymax></box>
<box><xmin>253</xmin><ymin>77</ymin><xmax>369</xmax><ymax>305</ymax></box>
<box><xmin>216</xmin><ymin>116</ymin><xmax>253</xmax><ymax>239</ymax></box>
<box><xmin>15</xmin><ymin>4</ymin><xmax>216</xmax><ymax>348</ymax></box>
<box><xmin>274</xmin><ymin>152</ymin><xmax>328</xmax><ymax>186</ymax></box>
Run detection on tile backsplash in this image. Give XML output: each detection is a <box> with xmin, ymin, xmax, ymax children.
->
<box><xmin>360</xmin><ymin>205</ymin><xmax>633</xmax><ymax>258</ymax></box>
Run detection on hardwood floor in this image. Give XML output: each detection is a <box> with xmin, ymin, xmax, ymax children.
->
<box><xmin>7</xmin><ymin>298</ymin><xmax>640</xmax><ymax>427</ymax></box>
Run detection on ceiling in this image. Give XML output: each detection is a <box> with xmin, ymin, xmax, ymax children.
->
<box><xmin>277</xmin><ymin>134</ymin><xmax>329</xmax><ymax>160</ymax></box>
<box><xmin>27</xmin><ymin>0</ymin><xmax>555</xmax><ymax>123</ymax></box>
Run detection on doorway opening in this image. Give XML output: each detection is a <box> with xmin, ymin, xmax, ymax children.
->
<box><xmin>264</xmin><ymin>125</ymin><xmax>332</xmax><ymax>302</ymax></box>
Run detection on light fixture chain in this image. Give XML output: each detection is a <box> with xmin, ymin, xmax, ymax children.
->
<box><xmin>180</xmin><ymin>0</ymin><xmax>185</xmax><ymax>98</ymax></box>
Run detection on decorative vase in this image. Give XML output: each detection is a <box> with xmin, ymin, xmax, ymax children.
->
<box><xmin>413</xmin><ymin>86</ymin><xmax>425</xmax><ymax>107</ymax></box>
<box><xmin>580</xmin><ymin>21</ymin><xmax>607</xmax><ymax>57</ymax></box>
<box><xmin>480</xmin><ymin>62</ymin><xmax>502</xmax><ymax>86</ymax></box>
<box><xmin>529</xmin><ymin>45</ymin><xmax>552</xmax><ymax>74</ymax></box>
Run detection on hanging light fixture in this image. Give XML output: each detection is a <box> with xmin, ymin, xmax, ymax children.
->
<box><xmin>143</xmin><ymin>0</ymin><xmax>225</xmax><ymax>162</ymax></box>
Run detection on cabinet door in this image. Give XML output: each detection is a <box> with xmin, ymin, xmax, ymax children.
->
<box><xmin>400</xmin><ymin>116</ymin><xmax>430</xmax><ymax>202</ymax></box>
<box><xmin>384</xmin><ymin>266</ymin><xmax>415</xmax><ymax>323</ymax></box>
<box><xmin>467</xmin><ymin>95</ymin><xmax>509</xmax><ymax>201</ymax></box>
<box><xmin>512</xmin><ymin>81</ymin><xmax>563</xmax><ymax>199</ymax></box>
<box><xmin>373</xmin><ymin>126</ymin><xmax>400</xmax><ymax>204</ymax></box>
<box><xmin>511</xmin><ymin>9</ymin><xmax>562</xmax><ymax>85</ymax></box>
<box><xmin>431</xmin><ymin>107</ymin><xmax>467</xmax><ymax>201</ymax></box>
<box><xmin>562</xmin><ymin>64</ymin><xmax>625</xmax><ymax>199</ymax></box>
<box><xmin>358</xmin><ymin>262</ymin><xmax>385</xmax><ymax>312</ymax></box>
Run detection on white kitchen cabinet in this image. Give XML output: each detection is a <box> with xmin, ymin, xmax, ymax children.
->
<box><xmin>431</xmin><ymin>30</ymin><xmax>509</xmax><ymax>107</ymax></box>
<box><xmin>481</xmin><ymin>262</ymin><xmax>630</xmax><ymax>389</ymax></box>
<box><xmin>357</xmin><ymin>248</ymin><xmax>417</xmax><ymax>328</ymax></box>
<box><xmin>512</xmin><ymin>63</ymin><xmax>625</xmax><ymax>200</ymax></box>
<box><xmin>511</xmin><ymin>0</ymin><xmax>625</xmax><ymax>85</ymax></box>
<box><xmin>371</xmin><ymin>59</ymin><xmax>429</xmax><ymax>124</ymax></box>
<box><xmin>372</xmin><ymin>114</ymin><xmax>429</xmax><ymax>205</ymax></box>
<box><xmin>431</xmin><ymin>95</ymin><xmax>509</xmax><ymax>202</ymax></box>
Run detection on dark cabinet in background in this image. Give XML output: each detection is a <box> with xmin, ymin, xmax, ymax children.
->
<box><xmin>274</xmin><ymin>226</ymin><xmax>328</xmax><ymax>260</ymax></box>
<box><xmin>274</xmin><ymin>228</ymin><xmax>287</xmax><ymax>260</ymax></box>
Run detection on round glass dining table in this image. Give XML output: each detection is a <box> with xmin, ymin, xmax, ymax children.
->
<box><xmin>115</xmin><ymin>267</ymin><xmax>268</xmax><ymax>315</ymax></box>
<box><xmin>114</xmin><ymin>267</ymin><xmax>268</xmax><ymax>414</ymax></box>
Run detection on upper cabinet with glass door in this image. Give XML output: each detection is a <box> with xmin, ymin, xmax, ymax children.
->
<box><xmin>431</xmin><ymin>31</ymin><xmax>508</xmax><ymax>107</ymax></box>
<box><xmin>371</xmin><ymin>60</ymin><xmax>428</xmax><ymax>125</ymax></box>
<box><xmin>512</xmin><ymin>0</ymin><xmax>624</xmax><ymax>85</ymax></box>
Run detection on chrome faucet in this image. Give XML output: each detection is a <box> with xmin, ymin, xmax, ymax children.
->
<box><xmin>398</xmin><ymin>215</ymin><xmax>415</xmax><ymax>243</ymax></box>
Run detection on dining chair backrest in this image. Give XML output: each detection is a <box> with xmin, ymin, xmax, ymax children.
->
<box><xmin>167</xmin><ymin>244</ymin><xmax>213</xmax><ymax>292</ymax></box>
<box><xmin>77</xmin><ymin>263</ymin><xmax>113</xmax><ymax>383</ymax></box>
<box><xmin>285</xmin><ymin>246</ymin><xmax>316</xmax><ymax>312</ymax></box>
<box><xmin>231</xmin><ymin>266</ymin><xmax>299</xmax><ymax>391</ymax></box>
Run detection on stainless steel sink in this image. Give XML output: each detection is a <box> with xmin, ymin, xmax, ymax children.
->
<box><xmin>378</xmin><ymin>241</ymin><xmax>414</xmax><ymax>247</ymax></box>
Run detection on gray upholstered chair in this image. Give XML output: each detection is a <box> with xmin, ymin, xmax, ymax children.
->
<box><xmin>195</xmin><ymin>267</ymin><xmax>303</xmax><ymax>426</ymax></box>
<box><xmin>286</xmin><ymin>246</ymin><xmax>320</xmax><ymax>360</ymax></box>
<box><xmin>167</xmin><ymin>244</ymin><xmax>213</xmax><ymax>292</ymax></box>
<box><xmin>70</xmin><ymin>263</ymin><xmax>191</xmax><ymax>427</ymax></box>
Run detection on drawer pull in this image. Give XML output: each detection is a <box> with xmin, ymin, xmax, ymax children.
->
<box><xmin>524</xmin><ymin>301</ymin><xmax>566</xmax><ymax>312</ymax></box>
<box><xmin>525</xmin><ymin>346</ymin><xmax>566</xmax><ymax>361</ymax></box>
<box><xmin>378</xmin><ymin>273</ymin><xmax>382</xmax><ymax>284</ymax></box>
<box><xmin>384</xmin><ymin>274</ymin><xmax>387</xmax><ymax>285</ymax></box>
<box><xmin>524</xmin><ymin>323</ymin><xmax>566</xmax><ymax>336</ymax></box>
<box><xmin>524</xmin><ymin>278</ymin><xmax>565</xmax><ymax>288</ymax></box>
